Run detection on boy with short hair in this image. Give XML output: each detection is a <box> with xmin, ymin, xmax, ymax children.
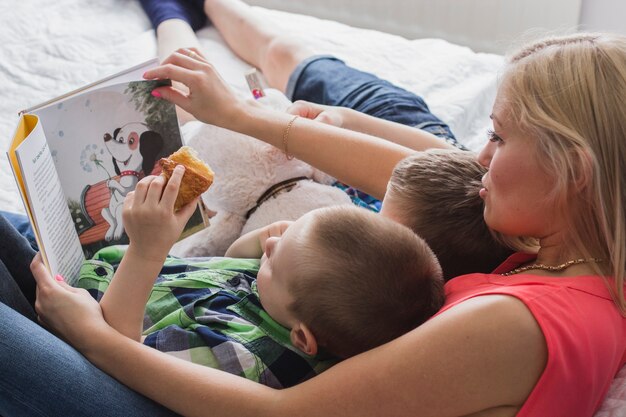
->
<box><xmin>79</xmin><ymin>167</ymin><xmax>444</xmax><ymax>388</ymax></box>
<box><xmin>382</xmin><ymin>149</ymin><xmax>513</xmax><ymax>280</ymax></box>
<box><xmin>226</xmin><ymin>204</ymin><xmax>444</xmax><ymax>359</ymax></box>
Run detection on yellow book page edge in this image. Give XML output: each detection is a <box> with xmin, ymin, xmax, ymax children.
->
<box><xmin>7</xmin><ymin>114</ymin><xmax>51</xmax><ymax>271</ymax></box>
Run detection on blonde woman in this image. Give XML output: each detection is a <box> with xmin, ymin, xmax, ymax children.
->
<box><xmin>1</xmin><ymin>4</ymin><xmax>625</xmax><ymax>416</ymax></box>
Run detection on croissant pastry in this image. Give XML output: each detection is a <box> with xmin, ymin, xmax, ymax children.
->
<box><xmin>159</xmin><ymin>146</ymin><xmax>214</xmax><ymax>210</ymax></box>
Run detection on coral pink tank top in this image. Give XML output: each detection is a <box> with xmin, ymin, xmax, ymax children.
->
<box><xmin>438</xmin><ymin>253</ymin><xmax>626</xmax><ymax>416</ymax></box>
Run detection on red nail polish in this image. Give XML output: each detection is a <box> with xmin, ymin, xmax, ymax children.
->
<box><xmin>55</xmin><ymin>274</ymin><xmax>65</xmax><ymax>282</ymax></box>
<box><xmin>151</xmin><ymin>90</ymin><xmax>162</xmax><ymax>98</ymax></box>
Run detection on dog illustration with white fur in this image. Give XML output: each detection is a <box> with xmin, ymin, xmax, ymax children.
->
<box><xmin>101</xmin><ymin>122</ymin><xmax>163</xmax><ymax>241</ymax></box>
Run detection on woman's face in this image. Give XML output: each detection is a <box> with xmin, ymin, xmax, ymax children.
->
<box><xmin>477</xmin><ymin>87</ymin><xmax>562</xmax><ymax>239</ymax></box>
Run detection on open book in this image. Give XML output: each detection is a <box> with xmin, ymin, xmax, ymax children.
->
<box><xmin>7</xmin><ymin>60</ymin><xmax>208</xmax><ymax>284</ymax></box>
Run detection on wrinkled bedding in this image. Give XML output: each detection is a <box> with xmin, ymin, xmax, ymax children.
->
<box><xmin>0</xmin><ymin>1</ymin><xmax>624</xmax><ymax>414</ymax></box>
<box><xmin>0</xmin><ymin>0</ymin><xmax>501</xmax><ymax>213</ymax></box>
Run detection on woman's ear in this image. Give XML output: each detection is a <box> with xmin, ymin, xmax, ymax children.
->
<box><xmin>290</xmin><ymin>323</ymin><xmax>318</xmax><ymax>356</ymax></box>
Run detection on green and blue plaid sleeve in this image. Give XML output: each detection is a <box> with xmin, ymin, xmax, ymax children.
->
<box><xmin>77</xmin><ymin>246</ymin><xmax>337</xmax><ymax>388</ymax></box>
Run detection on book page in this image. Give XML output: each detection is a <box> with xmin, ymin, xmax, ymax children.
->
<box><xmin>24</xmin><ymin>59</ymin><xmax>159</xmax><ymax>114</ymax></box>
<box><xmin>32</xmin><ymin>80</ymin><xmax>206</xmax><ymax>259</ymax></box>
<box><xmin>9</xmin><ymin>115</ymin><xmax>84</xmax><ymax>284</ymax></box>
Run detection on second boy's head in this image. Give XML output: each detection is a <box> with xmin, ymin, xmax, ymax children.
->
<box><xmin>256</xmin><ymin>205</ymin><xmax>444</xmax><ymax>359</ymax></box>
<box><xmin>382</xmin><ymin>149</ymin><xmax>514</xmax><ymax>280</ymax></box>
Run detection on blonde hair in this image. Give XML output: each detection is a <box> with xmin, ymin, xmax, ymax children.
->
<box><xmin>387</xmin><ymin>149</ymin><xmax>513</xmax><ymax>280</ymax></box>
<box><xmin>288</xmin><ymin>206</ymin><xmax>444</xmax><ymax>358</ymax></box>
<box><xmin>502</xmin><ymin>33</ymin><xmax>626</xmax><ymax>312</ymax></box>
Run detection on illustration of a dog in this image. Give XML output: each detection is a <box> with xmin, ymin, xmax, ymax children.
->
<box><xmin>101</xmin><ymin>122</ymin><xmax>163</xmax><ymax>241</ymax></box>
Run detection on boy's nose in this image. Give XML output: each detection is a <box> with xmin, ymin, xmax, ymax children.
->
<box><xmin>264</xmin><ymin>237</ymin><xmax>279</xmax><ymax>257</ymax></box>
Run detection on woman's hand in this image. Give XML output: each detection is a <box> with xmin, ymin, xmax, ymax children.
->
<box><xmin>123</xmin><ymin>166</ymin><xmax>198</xmax><ymax>262</ymax></box>
<box><xmin>31</xmin><ymin>253</ymin><xmax>108</xmax><ymax>349</ymax></box>
<box><xmin>144</xmin><ymin>48</ymin><xmax>254</xmax><ymax>128</ymax></box>
<box><xmin>287</xmin><ymin>100</ymin><xmax>347</xmax><ymax>128</ymax></box>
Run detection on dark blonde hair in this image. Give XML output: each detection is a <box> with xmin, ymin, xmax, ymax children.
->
<box><xmin>386</xmin><ymin>149</ymin><xmax>513</xmax><ymax>280</ymax></box>
<box><xmin>502</xmin><ymin>33</ymin><xmax>626</xmax><ymax>311</ymax></box>
<box><xmin>288</xmin><ymin>206</ymin><xmax>444</xmax><ymax>358</ymax></box>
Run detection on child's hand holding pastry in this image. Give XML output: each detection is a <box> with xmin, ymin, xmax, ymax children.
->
<box><xmin>122</xmin><ymin>165</ymin><xmax>198</xmax><ymax>262</ymax></box>
<box><xmin>158</xmin><ymin>146</ymin><xmax>214</xmax><ymax>210</ymax></box>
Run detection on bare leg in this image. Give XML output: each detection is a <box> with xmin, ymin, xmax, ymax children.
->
<box><xmin>151</xmin><ymin>0</ymin><xmax>315</xmax><ymax>94</ymax></box>
<box><xmin>156</xmin><ymin>19</ymin><xmax>201</xmax><ymax>62</ymax></box>
<box><xmin>155</xmin><ymin>19</ymin><xmax>200</xmax><ymax>124</ymax></box>
<box><xmin>203</xmin><ymin>0</ymin><xmax>315</xmax><ymax>92</ymax></box>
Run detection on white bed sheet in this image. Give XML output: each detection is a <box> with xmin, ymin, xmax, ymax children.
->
<box><xmin>0</xmin><ymin>1</ymin><xmax>624</xmax><ymax>414</ymax></box>
<box><xmin>0</xmin><ymin>0</ymin><xmax>502</xmax><ymax>213</ymax></box>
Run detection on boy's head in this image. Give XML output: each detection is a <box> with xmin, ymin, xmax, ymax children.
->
<box><xmin>382</xmin><ymin>149</ymin><xmax>513</xmax><ymax>280</ymax></box>
<box><xmin>256</xmin><ymin>205</ymin><xmax>444</xmax><ymax>359</ymax></box>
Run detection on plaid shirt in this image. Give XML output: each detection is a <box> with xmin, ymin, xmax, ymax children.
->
<box><xmin>332</xmin><ymin>181</ymin><xmax>382</xmax><ymax>212</ymax></box>
<box><xmin>77</xmin><ymin>246</ymin><xmax>337</xmax><ymax>388</ymax></box>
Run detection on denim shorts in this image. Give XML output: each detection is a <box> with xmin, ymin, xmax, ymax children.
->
<box><xmin>285</xmin><ymin>55</ymin><xmax>465</xmax><ymax>149</ymax></box>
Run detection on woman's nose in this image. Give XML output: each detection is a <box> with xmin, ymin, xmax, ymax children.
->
<box><xmin>477</xmin><ymin>141</ymin><xmax>494</xmax><ymax>168</ymax></box>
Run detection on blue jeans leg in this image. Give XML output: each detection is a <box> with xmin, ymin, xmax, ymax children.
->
<box><xmin>0</xmin><ymin>260</ymin><xmax>37</xmax><ymax>322</ymax></box>
<box><xmin>285</xmin><ymin>55</ymin><xmax>465</xmax><ymax>149</ymax></box>
<box><xmin>0</xmin><ymin>211</ymin><xmax>38</xmax><ymax>250</ymax></box>
<box><xmin>0</xmin><ymin>302</ymin><xmax>180</xmax><ymax>417</ymax></box>
<box><xmin>0</xmin><ymin>213</ymin><xmax>39</xmax><ymax>321</ymax></box>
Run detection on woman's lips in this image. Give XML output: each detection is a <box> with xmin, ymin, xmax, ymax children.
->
<box><xmin>480</xmin><ymin>174</ymin><xmax>488</xmax><ymax>199</ymax></box>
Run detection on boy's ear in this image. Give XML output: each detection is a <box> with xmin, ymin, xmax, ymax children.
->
<box><xmin>290</xmin><ymin>323</ymin><xmax>318</xmax><ymax>356</ymax></box>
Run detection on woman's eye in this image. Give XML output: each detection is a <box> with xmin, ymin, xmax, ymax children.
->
<box><xmin>487</xmin><ymin>129</ymin><xmax>503</xmax><ymax>143</ymax></box>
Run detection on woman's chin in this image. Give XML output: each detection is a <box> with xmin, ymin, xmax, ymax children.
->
<box><xmin>482</xmin><ymin>210</ymin><xmax>498</xmax><ymax>230</ymax></box>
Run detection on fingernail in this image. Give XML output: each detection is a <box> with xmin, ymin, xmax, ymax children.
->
<box><xmin>151</xmin><ymin>90</ymin><xmax>162</xmax><ymax>98</ymax></box>
<box><xmin>55</xmin><ymin>274</ymin><xmax>65</xmax><ymax>282</ymax></box>
<box><xmin>142</xmin><ymin>71</ymin><xmax>148</xmax><ymax>79</ymax></box>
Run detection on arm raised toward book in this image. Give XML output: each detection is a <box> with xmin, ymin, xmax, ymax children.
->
<box><xmin>99</xmin><ymin>167</ymin><xmax>198</xmax><ymax>341</ymax></box>
<box><xmin>145</xmin><ymin>52</ymin><xmax>414</xmax><ymax>200</ymax></box>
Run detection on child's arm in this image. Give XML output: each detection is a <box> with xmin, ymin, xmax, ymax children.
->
<box><xmin>99</xmin><ymin>166</ymin><xmax>198</xmax><ymax>342</ymax></box>
<box><xmin>288</xmin><ymin>101</ymin><xmax>456</xmax><ymax>152</ymax></box>
<box><xmin>225</xmin><ymin>221</ymin><xmax>292</xmax><ymax>259</ymax></box>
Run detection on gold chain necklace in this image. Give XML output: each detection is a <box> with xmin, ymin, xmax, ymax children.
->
<box><xmin>501</xmin><ymin>258</ymin><xmax>603</xmax><ymax>276</ymax></box>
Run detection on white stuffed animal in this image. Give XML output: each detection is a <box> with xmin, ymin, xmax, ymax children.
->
<box><xmin>169</xmin><ymin>89</ymin><xmax>352</xmax><ymax>257</ymax></box>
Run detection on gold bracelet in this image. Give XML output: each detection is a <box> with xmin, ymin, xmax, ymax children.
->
<box><xmin>282</xmin><ymin>115</ymin><xmax>299</xmax><ymax>160</ymax></box>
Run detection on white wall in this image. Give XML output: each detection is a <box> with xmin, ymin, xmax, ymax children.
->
<box><xmin>250</xmin><ymin>0</ymin><xmax>625</xmax><ymax>53</ymax></box>
<box><xmin>579</xmin><ymin>0</ymin><xmax>626</xmax><ymax>34</ymax></box>
<box><xmin>249</xmin><ymin>0</ymin><xmax>582</xmax><ymax>53</ymax></box>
